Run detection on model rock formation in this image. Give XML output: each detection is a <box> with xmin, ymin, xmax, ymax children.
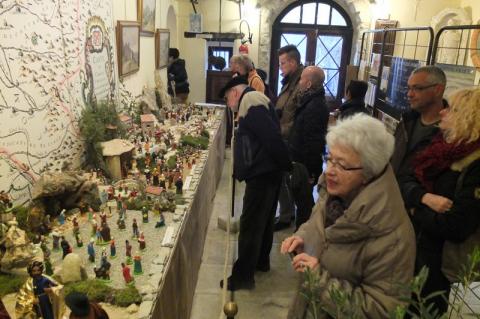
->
<box><xmin>58</xmin><ymin>253</ymin><xmax>88</xmax><ymax>283</ymax></box>
<box><xmin>0</xmin><ymin>219</ymin><xmax>36</xmax><ymax>271</ymax></box>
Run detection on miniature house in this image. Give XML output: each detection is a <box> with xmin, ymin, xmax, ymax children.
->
<box><xmin>100</xmin><ymin>139</ymin><xmax>135</xmax><ymax>181</ymax></box>
<box><xmin>140</xmin><ymin>114</ymin><xmax>157</xmax><ymax>136</ymax></box>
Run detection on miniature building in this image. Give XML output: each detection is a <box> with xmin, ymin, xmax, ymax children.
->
<box><xmin>119</xmin><ymin>114</ymin><xmax>133</xmax><ymax>128</ymax></box>
<box><xmin>100</xmin><ymin>139</ymin><xmax>135</xmax><ymax>181</ymax></box>
<box><xmin>140</xmin><ymin>114</ymin><xmax>157</xmax><ymax>136</ymax></box>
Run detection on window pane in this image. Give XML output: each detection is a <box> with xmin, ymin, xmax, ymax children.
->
<box><xmin>302</xmin><ymin>3</ymin><xmax>317</xmax><ymax>24</ymax></box>
<box><xmin>315</xmin><ymin>35</ymin><xmax>343</xmax><ymax>97</ymax></box>
<box><xmin>281</xmin><ymin>5</ymin><xmax>301</xmax><ymax>24</ymax></box>
<box><xmin>331</xmin><ymin>8</ymin><xmax>347</xmax><ymax>26</ymax></box>
<box><xmin>316</xmin><ymin>3</ymin><xmax>330</xmax><ymax>25</ymax></box>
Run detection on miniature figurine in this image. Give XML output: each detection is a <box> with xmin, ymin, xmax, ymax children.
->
<box><xmin>117</xmin><ymin>215</ymin><xmax>126</xmax><ymax>230</ymax></box>
<box><xmin>110</xmin><ymin>239</ymin><xmax>116</xmax><ymax>259</ymax></box>
<box><xmin>57</xmin><ymin>209</ymin><xmax>66</xmax><ymax>225</ymax></box>
<box><xmin>152</xmin><ymin>168</ymin><xmax>159</xmax><ymax>186</ymax></box>
<box><xmin>138</xmin><ymin>232</ymin><xmax>146</xmax><ymax>251</ymax></box>
<box><xmin>120</xmin><ymin>199</ymin><xmax>127</xmax><ymax>220</ymax></box>
<box><xmin>125</xmin><ymin>240</ymin><xmax>132</xmax><ymax>264</ymax></box>
<box><xmin>159</xmin><ymin>173</ymin><xmax>166</xmax><ymax>188</ymax></box>
<box><xmin>75</xmin><ymin>232</ymin><xmax>83</xmax><ymax>248</ymax></box>
<box><xmin>52</xmin><ymin>231</ymin><xmax>60</xmax><ymax>251</ymax></box>
<box><xmin>90</xmin><ymin>218</ymin><xmax>97</xmax><ymax>237</ymax></box>
<box><xmin>100</xmin><ymin>222</ymin><xmax>111</xmax><ymax>242</ymax></box>
<box><xmin>142</xmin><ymin>206</ymin><xmax>149</xmax><ymax>223</ymax></box>
<box><xmin>155</xmin><ymin>212</ymin><xmax>166</xmax><ymax>228</ymax></box>
<box><xmin>87</xmin><ymin>206</ymin><xmax>93</xmax><ymax>221</ymax></box>
<box><xmin>15</xmin><ymin>261</ymin><xmax>65</xmax><ymax>319</ymax></box>
<box><xmin>95</xmin><ymin>226</ymin><xmax>102</xmax><ymax>244</ymax></box>
<box><xmin>94</xmin><ymin>259</ymin><xmax>111</xmax><ymax>281</ymax></box>
<box><xmin>87</xmin><ymin>239</ymin><xmax>95</xmax><ymax>263</ymax></box>
<box><xmin>175</xmin><ymin>176</ymin><xmax>183</xmax><ymax>195</ymax></box>
<box><xmin>121</xmin><ymin>262</ymin><xmax>134</xmax><ymax>285</ymax></box>
<box><xmin>132</xmin><ymin>218</ymin><xmax>139</xmax><ymax>238</ymax></box>
<box><xmin>133</xmin><ymin>254</ymin><xmax>143</xmax><ymax>275</ymax></box>
<box><xmin>60</xmin><ymin>236</ymin><xmax>71</xmax><ymax>259</ymax></box>
<box><xmin>100</xmin><ymin>211</ymin><xmax>107</xmax><ymax>225</ymax></box>
<box><xmin>72</xmin><ymin>217</ymin><xmax>79</xmax><ymax>236</ymax></box>
<box><xmin>100</xmin><ymin>248</ymin><xmax>108</xmax><ymax>268</ymax></box>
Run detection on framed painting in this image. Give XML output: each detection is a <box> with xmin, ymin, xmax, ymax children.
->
<box><xmin>155</xmin><ymin>29</ymin><xmax>170</xmax><ymax>69</ymax></box>
<box><xmin>116</xmin><ymin>21</ymin><xmax>140</xmax><ymax>77</ymax></box>
<box><xmin>137</xmin><ymin>0</ymin><xmax>156</xmax><ymax>36</ymax></box>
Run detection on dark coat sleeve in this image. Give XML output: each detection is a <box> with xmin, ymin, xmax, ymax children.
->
<box><xmin>243</xmin><ymin>106</ymin><xmax>292</xmax><ymax>172</ymax></box>
<box><xmin>397</xmin><ymin>160</ymin><xmax>428</xmax><ymax>209</ymax></box>
<box><xmin>168</xmin><ymin>61</ymin><xmax>188</xmax><ymax>83</ymax></box>
<box><xmin>301</xmin><ymin>101</ymin><xmax>329</xmax><ymax>177</ymax></box>
<box><xmin>412</xmin><ymin>163</ymin><xmax>480</xmax><ymax>242</ymax></box>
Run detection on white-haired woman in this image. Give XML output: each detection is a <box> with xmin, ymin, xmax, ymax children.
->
<box><xmin>281</xmin><ymin>114</ymin><xmax>416</xmax><ymax>318</ymax></box>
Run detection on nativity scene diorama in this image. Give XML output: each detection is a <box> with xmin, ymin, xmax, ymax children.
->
<box><xmin>0</xmin><ymin>72</ymin><xmax>222</xmax><ymax>317</ymax></box>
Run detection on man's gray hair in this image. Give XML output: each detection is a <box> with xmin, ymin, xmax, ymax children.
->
<box><xmin>326</xmin><ymin>113</ymin><xmax>394</xmax><ymax>180</ymax></box>
<box><xmin>411</xmin><ymin>66</ymin><xmax>447</xmax><ymax>86</ymax></box>
<box><xmin>230</xmin><ymin>54</ymin><xmax>254</xmax><ymax>72</ymax></box>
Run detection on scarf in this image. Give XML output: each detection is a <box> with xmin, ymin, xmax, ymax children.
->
<box><xmin>413</xmin><ymin>133</ymin><xmax>480</xmax><ymax>192</ymax></box>
<box><xmin>325</xmin><ymin>196</ymin><xmax>347</xmax><ymax>227</ymax></box>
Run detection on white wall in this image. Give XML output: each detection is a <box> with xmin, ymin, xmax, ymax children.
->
<box><xmin>112</xmin><ymin>0</ymin><xmax>178</xmax><ymax>98</ymax></box>
<box><xmin>461</xmin><ymin>0</ymin><xmax>480</xmax><ymax>22</ymax></box>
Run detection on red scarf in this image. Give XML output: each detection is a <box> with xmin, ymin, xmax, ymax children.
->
<box><xmin>413</xmin><ymin>133</ymin><xmax>480</xmax><ymax>192</ymax></box>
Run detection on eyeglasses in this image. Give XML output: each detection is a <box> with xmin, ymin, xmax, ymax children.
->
<box><xmin>407</xmin><ymin>83</ymin><xmax>438</xmax><ymax>93</ymax></box>
<box><xmin>323</xmin><ymin>155</ymin><xmax>363</xmax><ymax>171</ymax></box>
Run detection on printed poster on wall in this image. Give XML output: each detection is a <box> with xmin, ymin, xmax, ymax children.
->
<box><xmin>436</xmin><ymin>63</ymin><xmax>476</xmax><ymax>98</ymax></box>
<box><xmin>385</xmin><ymin>57</ymin><xmax>422</xmax><ymax>113</ymax></box>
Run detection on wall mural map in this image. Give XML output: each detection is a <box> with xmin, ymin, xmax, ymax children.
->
<box><xmin>0</xmin><ymin>0</ymin><xmax>116</xmax><ymax>203</ymax></box>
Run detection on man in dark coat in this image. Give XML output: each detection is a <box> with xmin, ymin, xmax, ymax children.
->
<box><xmin>391</xmin><ymin>66</ymin><xmax>447</xmax><ymax>175</ymax></box>
<box><xmin>276</xmin><ymin>66</ymin><xmax>329</xmax><ymax>230</ymax></box>
<box><xmin>338</xmin><ymin>80</ymin><xmax>368</xmax><ymax>119</ymax></box>
<box><xmin>219</xmin><ymin>76</ymin><xmax>292</xmax><ymax>291</ymax></box>
<box><xmin>167</xmin><ymin>48</ymin><xmax>190</xmax><ymax>103</ymax></box>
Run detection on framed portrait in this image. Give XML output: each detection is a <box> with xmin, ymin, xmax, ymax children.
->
<box><xmin>155</xmin><ymin>29</ymin><xmax>170</xmax><ymax>69</ymax></box>
<box><xmin>137</xmin><ymin>0</ymin><xmax>156</xmax><ymax>36</ymax></box>
<box><xmin>116</xmin><ymin>21</ymin><xmax>140</xmax><ymax>77</ymax></box>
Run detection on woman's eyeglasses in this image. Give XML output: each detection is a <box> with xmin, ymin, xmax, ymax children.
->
<box><xmin>323</xmin><ymin>155</ymin><xmax>363</xmax><ymax>171</ymax></box>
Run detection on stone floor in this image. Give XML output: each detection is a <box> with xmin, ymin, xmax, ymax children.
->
<box><xmin>190</xmin><ymin>152</ymin><xmax>300</xmax><ymax>319</ymax></box>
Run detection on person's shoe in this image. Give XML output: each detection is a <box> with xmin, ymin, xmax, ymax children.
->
<box><xmin>219</xmin><ymin>276</ymin><xmax>255</xmax><ymax>291</ymax></box>
<box><xmin>274</xmin><ymin>221</ymin><xmax>291</xmax><ymax>231</ymax></box>
<box><xmin>255</xmin><ymin>263</ymin><xmax>270</xmax><ymax>272</ymax></box>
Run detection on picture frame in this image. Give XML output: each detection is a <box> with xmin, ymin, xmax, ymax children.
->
<box><xmin>155</xmin><ymin>29</ymin><xmax>170</xmax><ymax>70</ymax></box>
<box><xmin>137</xmin><ymin>0</ymin><xmax>156</xmax><ymax>36</ymax></box>
<box><xmin>116</xmin><ymin>21</ymin><xmax>140</xmax><ymax>77</ymax></box>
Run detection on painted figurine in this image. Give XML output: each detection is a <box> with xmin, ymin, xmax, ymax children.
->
<box><xmin>175</xmin><ymin>176</ymin><xmax>183</xmax><ymax>195</ymax></box>
<box><xmin>87</xmin><ymin>239</ymin><xmax>95</xmax><ymax>263</ymax></box>
<box><xmin>100</xmin><ymin>222</ymin><xmax>111</xmax><ymax>242</ymax></box>
<box><xmin>155</xmin><ymin>213</ymin><xmax>165</xmax><ymax>228</ymax></box>
<box><xmin>125</xmin><ymin>240</ymin><xmax>132</xmax><ymax>264</ymax></box>
<box><xmin>75</xmin><ymin>232</ymin><xmax>83</xmax><ymax>248</ymax></box>
<box><xmin>110</xmin><ymin>239</ymin><xmax>116</xmax><ymax>259</ymax></box>
<box><xmin>133</xmin><ymin>254</ymin><xmax>143</xmax><ymax>275</ymax></box>
<box><xmin>132</xmin><ymin>218</ymin><xmax>139</xmax><ymax>238</ymax></box>
<box><xmin>72</xmin><ymin>217</ymin><xmax>79</xmax><ymax>236</ymax></box>
<box><xmin>121</xmin><ymin>262</ymin><xmax>134</xmax><ymax>285</ymax></box>
<box><xmin>51</xmin><ymin>231</ymin><xmax>60</xmax><ymax>251</ymax></box>
<box><xmin>138</xmin><ymin>232</ymin><xmax>146</xmax><ymax>251</ymax></box>
<box><xmin>142</xmin><ymin>207</ymin><xmax>149</xmax><ymax>223</ymax></box>
<box><xmin>117</xmin><ymin>215</ymin><xmax>126</xmax><ymax>230</ymax></box>
<box><xmin>15</xmin><ymin>261</ymin><xmax>64</xmax><ymax>319</ymax></box>
<box><xmin>57</xmin><ymin>209</ymin><xmax>66</xmax><ymax>225</ymax></box>
<box><xmin>60</xmin><ymin>236</ymin><xmax>71</xmax><ymax>259</ymax></box>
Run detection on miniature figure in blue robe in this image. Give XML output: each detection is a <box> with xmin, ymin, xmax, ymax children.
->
<box><xmin>57</xmin><ymin>209</ymin><xmax>66</xmax><ymax>225</ymax></box>
<box><xmin>87</xmin><ymin>239</ymin><xmax>95</xmax><ymax>263</ymax></box>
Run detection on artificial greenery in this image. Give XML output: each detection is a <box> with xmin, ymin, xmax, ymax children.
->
<box><xmin>79</xmin><ymin>100</ymin><xmax>126</xmax><ymax>176</ymax></box>
<box><xmin>12</xmin><ymin>205</ymin><xmax>29</xmax><ymax>231</ymax></box>
<box><xmin>301</xmin><ymin>247</ymin><xmax>480</xmax><ymax>319</ymax></box>
<box><xmin>113</xmin><ymin>285</ymin><xmax>142</xmax><ymax>307</ymax></box>
<box><xmin>64</xmin><ymin>279</ymin><xmax>141</xmax><ymax>306</ymax></box>
<box><xmin>0</xmin><ymin>272</ymin><xmax>27</xmax><ymax>297</ymax></box>
<box><xmin>180</xmin><ymin>135</ymin><xmax>209</xmax><ymax>150</ymax></box>
<box><xmin>200</xmin><ymin>129</ymin><xmax>210</xmax><ymax>139</ymax></box>
<box><xmin>166</xmin><ymin>155</ymin><xmax>177</xmax><ymax>169</ymax></box>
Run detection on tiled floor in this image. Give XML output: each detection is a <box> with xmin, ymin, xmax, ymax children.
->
<box><xmin>190</xmin><ymin>152</ymin><xmax>299</xmax><ymax>319</ymax></box>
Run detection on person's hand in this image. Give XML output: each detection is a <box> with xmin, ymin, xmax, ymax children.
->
<box><xmin>281</xmin><ymin>236</ymin><xmax>304</xmax><ymax>254</ymax></box>
<box><xmin>421</xmin><ymin>193</ymin><xmax>453</xmax><ymax>213</ymax></box>
<box><xmin>292</xmin><ymin>253</ymin><xmax>319</xmax><ymax>272</ymax></box>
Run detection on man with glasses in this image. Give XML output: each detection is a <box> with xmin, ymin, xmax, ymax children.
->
<box><xmin>391</xmin><ymin>66</ymin><xmax>447</xmax><ymax>175</ymax></box>
<box><xmin>219</xmin><ymin>76</ymin><xmax>292</xmax><ymax>291</ymax></box>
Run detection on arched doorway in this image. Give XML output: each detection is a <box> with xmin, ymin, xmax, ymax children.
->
<box><xmin>270</xmin><ymin>0</ymin><xmax>353</xmax><ymax>104</ymax></box>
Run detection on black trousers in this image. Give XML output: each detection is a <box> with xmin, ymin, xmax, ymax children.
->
<box><xmin>231</xmin><ymin>172</ymin><xmax>282</xmax><ymax>282</ymax></box>
<box><xmin>413</xmin><ymin>248</ymin><xmax>451</xmax><ymax>315</ymax></box>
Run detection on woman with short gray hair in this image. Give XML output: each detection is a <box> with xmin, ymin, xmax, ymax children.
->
<box><xmin>281</xmin><ymin>114</ymin><xmax>416</xmax><ymax>318</ymax></box>
<box><xmin>229</xmin><ymin>54</ymin><xmax>265</xmax><ymax>93</ymax></box>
